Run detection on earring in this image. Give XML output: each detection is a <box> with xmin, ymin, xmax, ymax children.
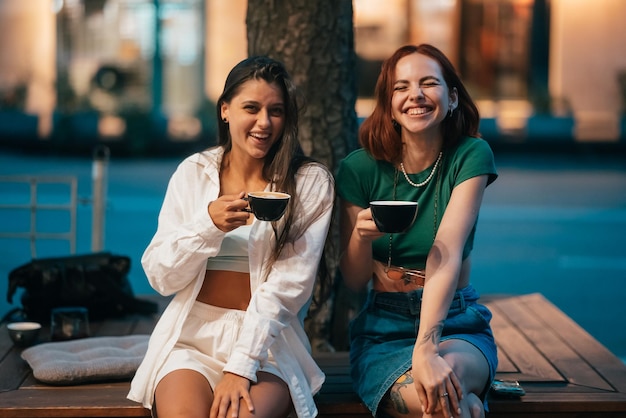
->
<box><xmin>449</xmin><ymin>107</ymin><xmax>454</xmax><ymax>118</ymax></box>
<box><xmin>222</xmin><ymin>117</ymin><xmax>228</xmax><ymax>124</ymax></box>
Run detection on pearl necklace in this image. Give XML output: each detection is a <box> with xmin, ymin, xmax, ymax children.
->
<box><xmin>399</xmin><ymin>152</ymin><xmax>443</xmax><ymax>188</ymax></box>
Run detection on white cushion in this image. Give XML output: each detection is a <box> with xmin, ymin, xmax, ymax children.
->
<box><xmin>21</xmin><ymin>335</ymin><xmax>149</xmax><ymax>384</ymax></box>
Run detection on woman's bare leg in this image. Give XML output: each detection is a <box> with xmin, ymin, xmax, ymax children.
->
<box><xmin>232</xmin><ymin>372</ymin><xmax>292</xmax><ymax>418</ymax></box>
<box><xmin>378</xmin><ymin>339</ymin><xmax>490</xmax><ymax>418</ymax></box>
<box><xmin>155</xmin><ymin>369</ymin><xmax>291</xmax><ymax>418</ymax></box>
<box><xmin>154</xmin><ymin>369</ymin><xmax>213</xmax><ymax>418</ymax></box>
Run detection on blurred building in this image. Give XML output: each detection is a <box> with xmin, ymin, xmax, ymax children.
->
<box><xmin>0</xmin><ymin>0</ymin><xmax>209</xmax><ymax>155</ymax></box>
<box><xmin>353</xmin><ymin>0</ymin><xmax>626</xmax><ymax>144</ymax></box>
<box><xmin>0</xmin><ymin>0</ymin><xmax>625</xmax><ymax>154</ymax></box>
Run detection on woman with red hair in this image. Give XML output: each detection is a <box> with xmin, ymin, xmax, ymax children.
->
<box><xmin>337</xmin><ymin>44</ymin><xmax>498</xmax><ymax>418</ymax></box>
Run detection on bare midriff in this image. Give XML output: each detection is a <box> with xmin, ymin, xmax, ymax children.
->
<box><xmin>372</xmin><ymin>257</ymin><xmax>472</xmax><ymax>293</ymax></box>
<box><xmin>196</xmin><ymin>269</ymin><xmax>251</xmax><ymax>311</ymax></box>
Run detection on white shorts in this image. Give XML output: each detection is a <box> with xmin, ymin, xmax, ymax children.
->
<box><xmin>155</xmin><ymin>301</ymin><xmax>284</xmax><ymax>390</ymax></box>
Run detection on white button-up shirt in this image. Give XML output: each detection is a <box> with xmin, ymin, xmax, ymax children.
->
<box><xmin>128</xmin><ymin>146</ymin><xmax>335</xmax><ymax>417</ymax></box>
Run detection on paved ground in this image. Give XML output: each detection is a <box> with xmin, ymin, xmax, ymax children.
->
<box><xmin>1</xmin><ymin>145</ymin><xmax>625</xmax><ymax>362</ymax></box>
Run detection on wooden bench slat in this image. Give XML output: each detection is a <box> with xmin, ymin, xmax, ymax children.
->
<box><xmin>0</xmin><ymin>343</ymin><xmax>30</xmax><ymax>392</ymax></box>
<box><xmin>0</xmin><ymin>386</ymin><xmax>148</xmax><ymax>417</ymax></box>
<box><xmin>492</xmin><ymin>294</ymin><xmax>614</xmax><ymax>391</ymax></box>
<box><xmin>492</xmin><ymin>346</ymin><xmax>517</xmax><ymax>373</ymax></box>
<box><xmin>523</xmin><ymin>293</ymin><xmax>626</xmax><ymax>393</ymax></box>
<box><xmin>490</xmin><ymin>391</ymin><xmax>626</xmax><ymax>410</ymax></box>
<box><xmin>487</xmin><ymin>299</ymin><xmax>565</xmax><ymax>382</ymax></box>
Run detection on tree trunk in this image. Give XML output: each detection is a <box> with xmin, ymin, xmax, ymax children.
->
<box><xmin>246</xmin><ymin>0</ymin><xmax>357</xmax><ymax>171</ymax></box>
<box><xmin>246</xmin><ymin>0</ymin><xmax>358</xmax><ymax>352</ymax></box>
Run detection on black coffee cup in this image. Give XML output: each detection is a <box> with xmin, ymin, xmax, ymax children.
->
<box><xmin>7</xmin><ymin>322</ymin><xmax>41</xmax><ymax>347</ymax></box>
<box><xmin>245</xmin><ymin>192</ymin><xmax>290</xmax><ymax>221</ymax></box>
<box><xmin>370</xmin><ymin>201</ymin><xmax>418</xmax><ymax>233</ymax></box>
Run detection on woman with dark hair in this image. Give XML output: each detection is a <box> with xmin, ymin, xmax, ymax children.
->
<box><xmin>128</xmin><ymin>56</ymin><xmax>334</xmax><ymax>418</ymax></box>
<box><xmin>337</xmin><ymin>44</ymin><xmax>498</xmax><ymax>418</ymax></box>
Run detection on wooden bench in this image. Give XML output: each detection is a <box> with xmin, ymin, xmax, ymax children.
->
<box><xmin>1</xmin><ymin>293</ymin><xmax>625</xmax><ymax>417</ymax></box>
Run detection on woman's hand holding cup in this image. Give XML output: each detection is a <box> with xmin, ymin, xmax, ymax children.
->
<box><xmin>208</xmin><ymin>192</ymin><xmax>251</xmax><ymax>232</ymax></box>
<box><xmin>354</xmin><ymin>208</ymin><xmax>386</xmax><ymax>241</ymax></box>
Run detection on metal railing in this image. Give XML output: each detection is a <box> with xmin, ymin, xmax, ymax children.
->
<box><xmin>0</xmin><ymin>175</ymin><xmax>78</xmax><ymax>258</ymax></box>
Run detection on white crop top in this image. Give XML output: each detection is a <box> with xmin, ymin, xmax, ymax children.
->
<box><xmin>206</xmin><ymin>223</ymin><xmax>252</xmax><ymax>273</ymax></box>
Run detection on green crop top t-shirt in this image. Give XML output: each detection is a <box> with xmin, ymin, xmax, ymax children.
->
<box><xmin>336</xmin><ymin>136</ymin><xmax>497</xmax><ymax>270</ymax></box>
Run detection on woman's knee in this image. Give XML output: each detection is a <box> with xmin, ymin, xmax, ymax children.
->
<box><xmin>154</xmin><ymin>370</ymin><xmax>212</xmax><ymax>418</ymax></box>
<box><xmin>238</xmin><ymin>372</ymin><xmax>291</xmax><ymax>418</ymax></box>
<box><xmin>440</xmin><ymin>340</ymin><xmax>490</xmax><ymax>395</ymax></box>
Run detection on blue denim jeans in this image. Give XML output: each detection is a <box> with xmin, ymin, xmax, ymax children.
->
<box><xmin>349</xmin><ymin>285</ymin><xmax>498</xmax><ymax>416</ymax></box>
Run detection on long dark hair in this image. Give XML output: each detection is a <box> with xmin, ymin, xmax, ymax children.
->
<box><xmin>359</xmin><ymin>44</ymin><xmax>480</xmax><ymax>163</ymax></box>
<box><xmin>216</xmin><ymin>56</ymin><xmax>332</xmax><ymax>298</ymax></box>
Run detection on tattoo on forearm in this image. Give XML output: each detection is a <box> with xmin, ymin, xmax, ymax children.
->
<box><xmin>388</xmin><ymin>371</ymin><xmax>413</xmax><ymax>414</ymax></box>
<box><xmin>420</xmin><ymin>321</ymin><xmax>444</xmax><ymax>346</ymax></box>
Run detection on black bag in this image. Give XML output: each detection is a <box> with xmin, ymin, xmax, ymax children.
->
<box><xmin>6</xmin><ymin>252</ymin><xmax>158</xmax><ymax>323</ymax></box>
